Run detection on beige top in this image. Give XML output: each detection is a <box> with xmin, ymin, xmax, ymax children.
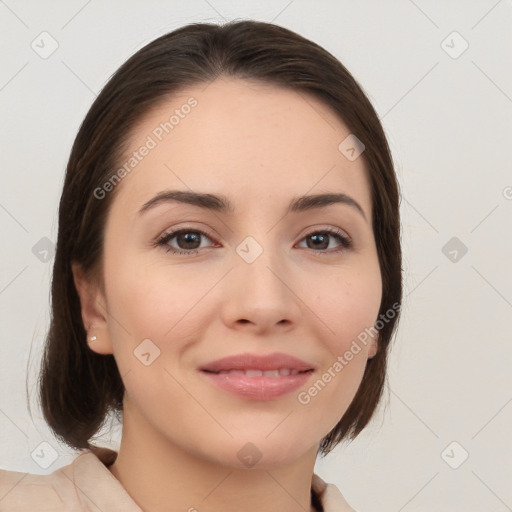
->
<box><xmin>0</xmin><ymin>446</ymin><xmax>357</xmax><ymax>511</ymax></box>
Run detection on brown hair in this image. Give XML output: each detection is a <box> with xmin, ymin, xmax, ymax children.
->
<box><xmin>38</xmin><ymin>19</ymin><xmax>402</xmax><ymax>456</ymax></box>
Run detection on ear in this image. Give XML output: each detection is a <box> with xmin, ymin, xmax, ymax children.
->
<box><xmin>71</xmin><ymin>262</ymin><xmax>113</xmax><ymax>355</ymax></box>
<box><xmin>367</xmin><ymin>335</ymin><xmax>378</xmax><ymax>359</ymax></box>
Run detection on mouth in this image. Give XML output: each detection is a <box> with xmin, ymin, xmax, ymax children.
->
<box><xmin>199</xmin><ymin>368</ymin><xmax>314</xmax><ymax>400</ymax></box>
<box><xmin>201</xmin><ymin>368</ymin><xmax>314</xmax><ymax>377</ymax></box>
<box><xmin>198</xmin><ymin>353</ymin><xmax>316</xmax><ymax>400</ymax></box>
<box><xmin>199</xmin><ymin>352</ymin><xmax>316</xmax><ymax>373</ymax></box>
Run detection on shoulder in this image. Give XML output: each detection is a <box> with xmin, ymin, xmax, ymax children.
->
<box><xmin>312</xmin><ymin>473</ymin><xmax>360</xmax><ymax>512</ymax></box>
<box><xmin>0</xmin><ymin>446</ymin><xmax>131</xmax><ymax>512</ymax></box>
<box><xmin>0</xmin><ymin>461</ymin><xmax>80</xmax><ymax>511</ymax></box>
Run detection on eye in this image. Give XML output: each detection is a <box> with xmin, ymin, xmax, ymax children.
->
<box><xmin>155</xmin><ymin>228</ymin><xmax>217</xmax><ymax>256</ymax></box>
<box><xmin>296</xmin><ymin>228</ymin><xmax>352</xmax><ymax>255</ymax></box>
<box><xmin>154</xmin><ymin>227</ymin><xmax>352</xmax><ymax>256</ymax></box>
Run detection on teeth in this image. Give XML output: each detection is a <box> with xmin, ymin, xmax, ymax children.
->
<box><xmin>215</xmin><ymin>368</ymin><xmax>306</xmax><ymax>377</ymax></box>
<box><xmin>246</xmin><ymin>369</ymin><xmax>263</xmax><ymax>377</ymax></box>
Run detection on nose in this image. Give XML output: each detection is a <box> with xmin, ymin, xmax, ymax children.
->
<box><xmin>220</xmin><ymin>242</ymin><xmax>302</xmax><ymax>334</ymax></box>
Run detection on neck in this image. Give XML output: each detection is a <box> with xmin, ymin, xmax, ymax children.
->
<box><xmin>108</xmin><ymin>401</ymin><xmax>320</xmax><ymax>512</ymax></box>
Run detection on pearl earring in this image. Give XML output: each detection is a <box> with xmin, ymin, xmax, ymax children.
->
<box><xmin>89</xmin><ymin>335</ymin><xmax>97</xmax><ymax>342</ymax></box>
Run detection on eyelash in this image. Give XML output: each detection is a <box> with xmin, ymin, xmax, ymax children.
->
<box><xmin>154</xmin><ymin>227</ymin><xmax>352</xmax><ymax>257</ymax></box>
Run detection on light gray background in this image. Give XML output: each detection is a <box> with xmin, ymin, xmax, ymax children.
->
<box><xmin>1</xmin><ymin>1</ymin><xmax>511</xmax><ymax>511</ymax></box>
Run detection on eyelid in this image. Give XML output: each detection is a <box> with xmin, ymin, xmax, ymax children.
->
<box><xmin>302</xmin><ymin>225</ymin><xmax>352</xmax><ymax>244</ymax></box>
<box><xmin>154</xmin><ymin>223</ymin><xmax>353</xmax><ymax>256</ymax></box>
<box><xmin>155</xmin><ymin>225</ymin><xmax>218</xmax><ymax>247</ymax></box>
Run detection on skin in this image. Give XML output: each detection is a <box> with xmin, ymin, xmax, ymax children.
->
<box><xmin>73</xmin><ymin>77</ymin><xmax>382</xmax><ymax>512</ymax></box>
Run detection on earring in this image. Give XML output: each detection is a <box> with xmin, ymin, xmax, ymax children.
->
<box><xmin>88</xmin><ymin>335</ymin><xmax>97</xmax><ymax>342</ymax></box>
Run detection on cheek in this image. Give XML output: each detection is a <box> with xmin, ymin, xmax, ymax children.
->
<box><xmin>105</xmin><ymin>249</ymin><xmax>208</xmax><ymax>337</ymax></box>
<box><xmin>312</xmin><ymin>267</ymin><xmax>382</xmax><ymax>351</ymax></box>
<box><xmin>103</xmin><ymin>255</ymin><xmax>225</xmax><ymax>388</ymax></box>
<box><xmin>298</xmin><ymin>275</ymin><xmax>380</xmax><ymax>430</ymax></box>
<box><xmin>293</xmin><ymin>264</ymin><xmax>381</xmax><ymax>413</ymax></box>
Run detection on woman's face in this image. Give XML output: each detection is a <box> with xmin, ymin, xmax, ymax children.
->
<box><xmin>80</xmin><ymin>77</ymin><xmax>382</xmax><ymax>468</ymax></box>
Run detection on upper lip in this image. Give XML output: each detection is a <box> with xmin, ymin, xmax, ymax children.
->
<box><xmin>199</xmin><ymin>352</ymin><xmax>316</xmax><ymax>372</ymax></box>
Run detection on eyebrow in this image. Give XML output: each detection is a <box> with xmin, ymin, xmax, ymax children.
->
<box><xmin>138</xmin><ymin>190</ymin><xmax>368</xmax><ymax>222</ymax></box>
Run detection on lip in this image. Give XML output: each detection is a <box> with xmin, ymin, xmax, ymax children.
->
<box><xmin>199</xmin><ymin>352</ymin><xmax>316</xmax><ymax>373</ymax></box>
<box><xmin>198</xmin><ymin>352</ymin><xmax>316</xmax><ymax>400</ymax></box>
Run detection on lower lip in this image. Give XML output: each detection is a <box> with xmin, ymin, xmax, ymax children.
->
<box><xmin>199</xmin><ymin>370</ymin><xmax>313</xmax><ymax>400</ymax></box>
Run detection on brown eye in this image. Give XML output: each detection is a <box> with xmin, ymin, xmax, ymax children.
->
<box><xmin>154</xmin><ymin>227</ymin><xmax>352</xmax><ymax>257</ymax></box>
<box><xmin>298</xmin><ymin>229</ymin><xmax>352</xmax><ymax>254</ymax></box>
<box><xmin>156</xmin><ymin>229</ymin><xmax>216</xmax><ymax>255</ymax></box>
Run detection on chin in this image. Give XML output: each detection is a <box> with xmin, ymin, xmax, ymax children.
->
<box><xmin>204</xmin><ymin>437</ymin><xmax>317</xmax><ymax>471</ymax></box>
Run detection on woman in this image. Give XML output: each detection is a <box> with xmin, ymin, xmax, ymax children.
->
<box><xmin>0</xmin><ymin>19</ymin><xmax>402</xmax><ymax>512</ymax></box>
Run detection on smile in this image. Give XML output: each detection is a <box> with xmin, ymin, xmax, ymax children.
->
<box><xmin>204</xmin><ymin>368</ymin><xmax>312</xmax><ymax>377</ymax></box>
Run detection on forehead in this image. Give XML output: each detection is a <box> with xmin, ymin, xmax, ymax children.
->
<box><xmin>110</xmin><ymin>77</ymin><xmax>372</xmax><ymax>220</ymax></box>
